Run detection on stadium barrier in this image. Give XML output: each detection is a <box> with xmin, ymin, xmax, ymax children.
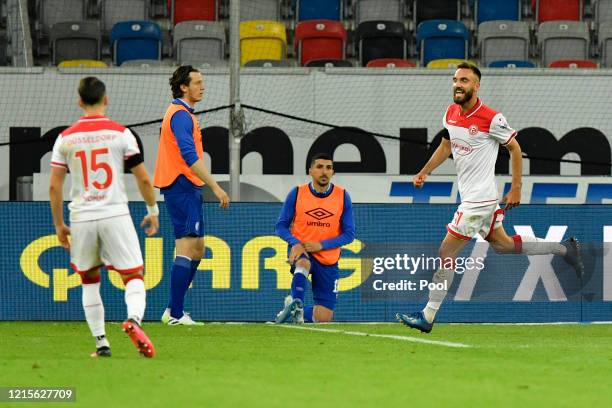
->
<box><xmin>1</xmin><ymin>202</ymin><xmax>611</xmax><ymax>322</ymax></box>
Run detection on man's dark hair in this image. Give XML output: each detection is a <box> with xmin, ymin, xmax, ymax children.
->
<box><xmin>169</xmin><ymin>65</ymin><xmax>200</xmax><ymax>98</ymax></box>
<box><xmin>456</xmin><ymin>61</ymin><xmax>481</xmax><ymax>81</ymax></box>
<box><xmin>309</xmin><ymin>153</ymin><xmax>333</xmax><ymax>167</ymax></box>
<box><xmin>78</xmin><ymin>76</ymin><xmax>106</xmax><ymax>106</ymax></box>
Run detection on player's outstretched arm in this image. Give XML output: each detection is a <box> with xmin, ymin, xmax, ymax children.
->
<box><xmin>190</xmin><ymin>159</ymin><xmax>230</xmax><ymax>208</ymax></box>
<box><xmin>502</xmin><ymin>138</ymin><xmax>523</xmax><ymax>210</ymax></box>
<box><xmin>130</xmin><ymin>163</ymin><xmax>159</xmax><ymax>236</ymax></box>
<box><xmin>49</xmin><ymin>166</ymin><xmax>70</xmax><ymax>250</ymax></box>
<box><xmin>413</xmin><ymin>138</ymin><xmax>452</xmax><ymax>188</ymax></box>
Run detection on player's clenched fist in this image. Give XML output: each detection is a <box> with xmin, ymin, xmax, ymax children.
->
<box><xmin>413</xmin><ymin>172</ymin><xmax>427</xmax><ymax>188</ymax></box>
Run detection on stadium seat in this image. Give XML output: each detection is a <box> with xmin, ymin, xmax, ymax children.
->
<box><xmin>488</xmin><ymin>59</ymin><xmax>536</xmax><ymax>68</ymax></box>
<box><xmin>416</xmin><ymin>20</ymin><xmax>469</xmax><ymax>67</ymax></box>
<box><xmin>478</xmin><ymin>20</ymin><xmax>529</xmax><ymax>67</ymax></box>
<box><xmin>38</xmin><ymin>0</ymin><xmax>86</xmax><ymax>36</ymax></box>
<box><xmin>414</xmin><ymin>0</ymin><xmax>460</xmax><ymax>26</ymax></box>
<box><xmin>58</xmin><ymin>59</ymin><xmax>108</xmax><ymax>68</ymax></box>
<box><xmin>294</xmin><ymin>20</ymin><xmax>346</xmax><ymax>66</ymax></box>
<box><xmin>548</xmin><ymin>59</ymin><xmax>597</xmax><ymax>68</ymax></box>
<box><xmin>244</xmin><ymin>59</ymin><xmax>292</xmax><ymax>67</ymax></box>
<box><xmin>50</xmin><ymin>22</ymin><xmax>101</xmax><ymax>66</ymax></box>
<box><xmin>120</xmin><ymin>59</ymin><xmax>175</xmax><ymax>67</ymax></box>
<box><xmin>240</xmin><ymin>0</ymin><xmax>281</xmax><ymax>21</ymax></box>
<box><xmin>599</xmin><ymin>22</ymin><xmax>612</xmax><ymax>67</ymax></box>
<box><xmin>426</xmin><ymin>58</ymin><xmax>468</xmax><ymax>69</ymax></box>
<box><xmin>355</xmin><ymin>0</ymin><xmax>405</xmax><ymax>25</ymax></box>
<box><xmin>355</xmin><ymin>21</ymin><xmax>408</xmax><ymax>66</ymax></box>
<box><xmin>474</xmin><ymin>0</ymin><xmax>520</xmax><ymax>25</ymax></box>
<box><xmin>366</xmin><ymin>58</ymin><xmax>416</xmax><ymax>67</ymax></box>
<box><xmin>0</xmin><ymin>34</ymin><xmax>7</xmax><ymax>66</ymax></box>
<box><xmin>295</xmin><ymin>0</ymin><xmax>342</xmax><ymax>22</ymax></box>
<box><xmin>111</xmin><ymin>21</ymin><xmax>162</xmax><ymax>66</ymax></box>
<box><xmin>174</xmin><ymin>21</ymin><xmax>226</xmax><ymax>65</ymax></box>
<box><xmin>533</xmin><ymin>0</ymin><xmax>582</xmax><ymax>23</ymax></box>
<box><xmin>240</xmin><ymin>20</ymin><xmax>287</xmax><ymax>66</ymax></box>
<box><xmin>170</xmin><ymin>0</ymin><xmax>217</xmax><ymax>25</ymax></box>
<box><xmin>594</xmin><ymin>0</ymin><xmax>612</xmax><ymax>25</ymax></box>
<box><xmin>102</xmin><ymin>0</ymin><xmax>149</xmax><ymax>33</ymax></box>
<box><xmin>538</xmin><ymin>21</ymin><xmax>589</xmax><ymax>67</ymax></box>
<box><xmin>304</xmin><ymin>59</ymin><xmax>353</xmax><ymax>67</ymax></box>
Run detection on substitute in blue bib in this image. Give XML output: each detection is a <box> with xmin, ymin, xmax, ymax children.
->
<box><xmin>275</xmin><ymin>153</ymin><xmax>355</xmax><ymax>324</ymax></box>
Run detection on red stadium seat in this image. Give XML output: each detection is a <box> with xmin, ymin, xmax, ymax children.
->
<box><xmin>366</xmin><ymin>58</ymin><xmax>416</xmax><ymax>68</ymax></box>
<box><xmin>169</xmin><ymin>0</ymin><xmax>217</xmax><ymax>25</ymax></box>
<box><xmin>532</xmin><ymin>0</ymin><xmax>582</xmax><ymax>23</ymax></box>
<box><xmin>549</xmin><ymin>59</ymin><xmax>597</xmax><ymax>68</ymax></box>
<box><xmin>294</xmin><ymin>20</ymin><xmax>346</xmax><ymax>67</ymax></box>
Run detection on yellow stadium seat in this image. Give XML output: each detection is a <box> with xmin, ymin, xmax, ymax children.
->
<box><xmin>426</xmin><ymin>59</ymin><xmax>472</xmax><ymax>69</ymax></box>
<box><xmin>58</xmin><ymin>59</ymin><xmax>108</xmax><ymax>68</ymax></box>
<box><xmin>240</xmin><ymin>20</ymin><xmax>287</xmax><ymax>66</ymax></box>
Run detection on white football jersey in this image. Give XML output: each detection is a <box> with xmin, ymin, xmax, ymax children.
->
<box><xmin>50</xmin><ymin>115</ymin><xmax>140</xmax><ymax>222</ymax></box>
<box><xmin>443</xmin><ymin>99</ymin><xmax>517</xmax><ymax>204</ymax></box>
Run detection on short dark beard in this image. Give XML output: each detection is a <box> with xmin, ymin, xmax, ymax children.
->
<box><xmin>453</xmin><ymin>87</ymin><xmax>473</xmax><ymax>105</ymax></box>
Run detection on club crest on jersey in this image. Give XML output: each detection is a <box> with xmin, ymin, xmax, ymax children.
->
<box><xmin>468</xmin><ymin>124</ymin><xmax>479</xmax><ymax>136</ymax></box>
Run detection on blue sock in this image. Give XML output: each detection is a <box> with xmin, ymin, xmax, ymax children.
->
<box><xmin>304</xmin><ymin>306</ymin><xmax>314</xmax><ymax>323</ymax></box>
<box><xmin>169</xmin><ymin>256</ymin><xmax>192</xmax><ymax>319</ymax></box>
<box><xmin>189</xmin><ymin>259</ymin><xmax>201</xmax><ymax>285</ymax></box>
<box><xmin>291</xmin><ymin>268</ymin><xmax>307</xmax><ymax>302</ymax></box>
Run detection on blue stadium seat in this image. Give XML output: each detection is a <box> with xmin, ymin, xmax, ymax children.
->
<box><xmin>416</xmin><ymin>20</ymin><xmax>469</xmax><ymax>66</ymax></box>
<box><xmin>475</xmin><ymin>0</ymin><xmax>521</xmax><ymax>25</ymax></box>
<box><xmin>294</xmin><ymin>0</ymin><xmax>342</xmax><ymax>22</ymax></box>
<box><xmin>488</xmin><ymin>60</ymin><xmax>536</xmax><ymax>68</ymax></box>
<box><xmin>110</xmin><ymin>21</ymin><xmax>162</xmax><ymax>66</ymax></box>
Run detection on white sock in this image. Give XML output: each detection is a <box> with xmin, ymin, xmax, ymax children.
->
<box><xmin>422</xmin><ymin>268</ymin><xmax>455</xmax><ymax>323</ymax></box>
<box><xmin>95</xmin><ymin>335</ymin><xmax>110</xmax><ymax>349</ymax></box>
<box><xmin>423</xmin><ymin>303</ymin><xmax>440</xmax><ymax>324</ymax></box>
<box><xmin>519</xmin><ymin>235</ymin><xmax>566</xmax><ymax>256</ymax></box>
<box><xmin>125</xmin><ymin>278</ymin><xmax>146</xmax><ymax>325</ymax></box>
<box><xmin>82</xmin><ymin>282</ymin><xmax>105</xmax><ymax>338</ymax></box>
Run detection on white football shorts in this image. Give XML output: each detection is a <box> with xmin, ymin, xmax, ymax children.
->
<box><xmin>446</xmin><ymin>202</ymin><xmax>505</xmax><ymax>241</ymax></box>
<box><xmin>70</xmin><ymin>214</ymin><xmax>144</xmax><ymax>274</ymax></box>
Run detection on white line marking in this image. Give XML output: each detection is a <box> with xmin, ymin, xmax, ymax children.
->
<box><xmin>275</xmin><ymin>325</ymin><xmax>472</xmax><ymax>348</ymax></box>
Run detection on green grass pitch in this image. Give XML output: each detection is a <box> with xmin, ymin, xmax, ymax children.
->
<box><xmin>1</xmin><ymin>322</ymin><xmax>611</xmax><ymax>407</ymax></box>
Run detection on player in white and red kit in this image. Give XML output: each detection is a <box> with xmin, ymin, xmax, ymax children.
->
<box><xmin>49</xmin><ymin>77</ymin><xmax>158</xmax><ymax>357</ymax></box>
<box><xmin>396</xmin><ymin>62</ymin><xmax>584</xmax><ymax>333</ymax></box>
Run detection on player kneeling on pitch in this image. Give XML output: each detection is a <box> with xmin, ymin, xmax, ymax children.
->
<box><xmin>396</xmin><ymin>62</ymin><xmax>584</xmax><ymax>334</ymax></box>
<box><xmin>274</xmin><ymin>153</ymin><xmax>355</xmax><ymax>324</ymax></box>
<box><xmin>49</xmin><ymin>77</ymin><xmax>158</xmax><ymax>358</ymax></box>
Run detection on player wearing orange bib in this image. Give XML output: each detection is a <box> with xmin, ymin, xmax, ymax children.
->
<box><xmin>275</xmin><ymin>153</ymin><xmax>355</xmax><ymax>323</ymax></box>
<box><xmin>49</xmin><ymin>77</ymin><xmax>157</xmax><ymax>358</ymax></box>
<box><xmin>155</xmin><ymin>65</ymin><xmax>229</xmax><ymax>326</ymax></box>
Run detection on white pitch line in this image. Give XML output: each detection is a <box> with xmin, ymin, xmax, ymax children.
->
<box><xmin>275</xmin><ymin>325</ymin><xmax>472</xmax><ymax>348</ymax></box>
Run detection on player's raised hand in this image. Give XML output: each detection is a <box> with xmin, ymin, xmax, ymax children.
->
<box><xmin>288</xmin><ymin>243</ymin><xmax>307</xmax><ymax>264</ymax></box>
<box><xmin>141</xmin><ymin>215</ymin><xmax>159</xmax><ymax>236</ymax></box>
<box><xmin>413</xmin><ymin>172</ymin><xmax>427</xmax><ymax>188</ymax></box>
<box><xmin>55</xmin><ymin>223</ymin><xmax>71</xmax><ymax>250</ymax></box>
<box><xmin>213</xmin><ymin>186</ymin><xmax>230</xmax><ymax>209</ymax></box>
<box><xmin>502</xmin><ymin>187</ymin><xmax>521</xmax><ymax>210</ymax></box>
<box><xmin>303</xmin><ymin>241</ymin><xmax>323</xmax><ymax>253</ymax></box>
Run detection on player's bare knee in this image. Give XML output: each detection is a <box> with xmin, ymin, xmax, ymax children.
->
<box><xmin>314</xmin><ymin>306</ymin><xmax>333</xmax><ymax>323</ymax></box>
<box><xmin>489</xmin><ymin>237</ymin><xmax>514</xmax><ymax>254</ymax></box>
<box><xmin>79</xmin><ymin>268</ymin><xmax>101</xmax><ymax>284</ymax></box>
<box><xmin>121</xmin><ymin>272</ymin><xmax>143</xmax><ymax>284</ymax></box>
<box><xmin>295</xmin><ymin>258</ymin><xmax>311</xmax><ymax>271</ymax></box>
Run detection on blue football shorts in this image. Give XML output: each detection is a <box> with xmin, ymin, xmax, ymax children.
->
<box><xmin>164</xmin><ymin>190</ymin><xmax>204</xmax><ymax>239</ymax></box>
<box><xmin>292</xmin><ymin>254</ymin><xmax>339</xmax><ymax>311</ymax></box>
